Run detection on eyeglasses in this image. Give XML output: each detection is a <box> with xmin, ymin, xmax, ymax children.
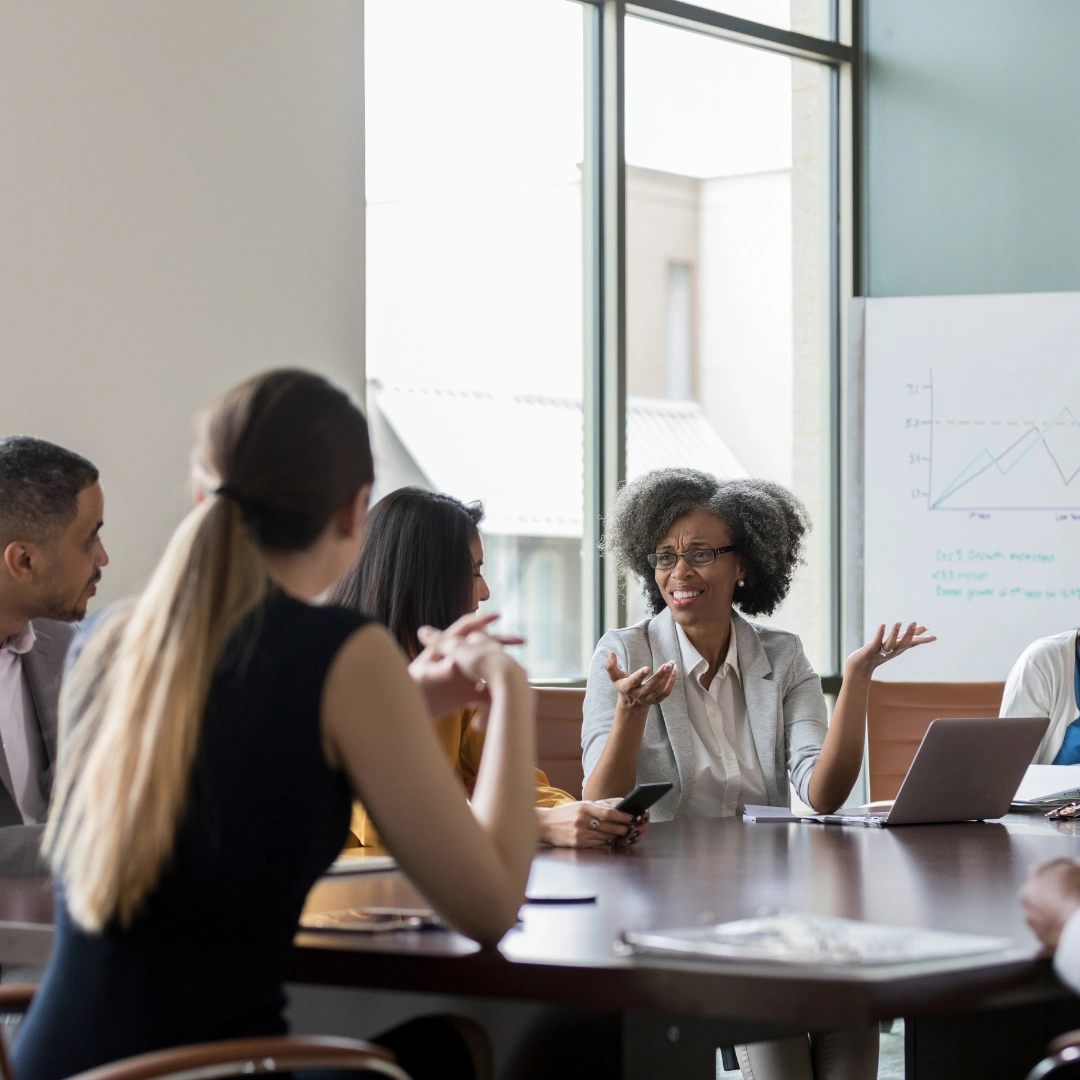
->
<box><xmin>1046</xmin><ymin>802</ymin><xmax>1080</xmax><ymax>821</ymax></box>
<box><xmin>647</xmin><ymin>546</ymin><xmax>737</xmax><ymax>571</ymax></box>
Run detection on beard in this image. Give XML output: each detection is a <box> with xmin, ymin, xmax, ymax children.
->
<box><xmin>38</xmin><ymin>570</ymin><xmax>101</xmax><ymax>623</ymax></box>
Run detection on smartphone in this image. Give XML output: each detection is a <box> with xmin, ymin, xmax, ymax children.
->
<box><xmin>614</xmin><ymin>782</ymin><xmax>673</xmax><ymax>817</ymax></box>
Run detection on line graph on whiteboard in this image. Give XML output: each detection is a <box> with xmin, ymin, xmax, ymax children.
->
<box><xmin>905</xmin><ymin>369</ymin><xmax>1080</xmax><ymax>511</ymax></box>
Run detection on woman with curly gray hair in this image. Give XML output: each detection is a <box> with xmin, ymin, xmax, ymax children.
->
<box><xmin>584</xmin><ymin>468</ymin><xmax>933</xmax><ymax>813</ymax></box>
<box><xmin>581</xmin><ymin>469</ymin><xmax>933</xmax><ymax>1080</ymax></box>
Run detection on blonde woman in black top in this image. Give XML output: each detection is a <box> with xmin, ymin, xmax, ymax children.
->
<box><xmin>16</xmin><ymin>370</ymin><xmax>536</xmax><ymax>1080</ymax></box>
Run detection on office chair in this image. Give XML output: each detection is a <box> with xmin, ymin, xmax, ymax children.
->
<box><xmin>534</xmin><ymin>687</ymin><xmax>586</xmax><ymax>798</ymax></box>
<box><xmin>866</xmin><ymin>680</ymin><xmax>1005</xmax><ymax>800</ymax></box>
<box><xmin>0</xmin><ymin>985</ymin><xmax>412</xmax><ymax>1080</ymax></box>
<box><xmin>1026</xmin><ymin>1028</ymin><xmax>1080</xmax><ymax>1078</ymax></box>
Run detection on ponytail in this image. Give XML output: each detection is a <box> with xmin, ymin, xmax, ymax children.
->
<box><xmin>45</xmin><ymin>496</ymin><xmax>266</xmax><ymax>929</ymax></box>
<box><xmin>44</xmin><ymin>369</ymin><xmax>373</xmax><ymax>930</ymax></box>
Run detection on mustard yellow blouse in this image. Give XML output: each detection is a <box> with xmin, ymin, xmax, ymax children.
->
<box><xmin>348</xmin><ymin>706</ymin><xmax>575</xmax><ymax>848</ymax></box>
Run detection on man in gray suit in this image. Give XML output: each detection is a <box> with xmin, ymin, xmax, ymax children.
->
<box><xmin>0</xmin><ymin>437</ymin><xmax>108</xmax><ymax>873</ymax></box>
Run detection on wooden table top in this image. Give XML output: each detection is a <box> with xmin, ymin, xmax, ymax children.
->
<box><xmin>6</xmin><ymin>814</ymin><xmax>1079</xmax><ymax>1028</ymax></box>
<box><xmin>292</xmin><ymin>812</ymin><xmax>1080</xmax><ymax>1029</ymax></box>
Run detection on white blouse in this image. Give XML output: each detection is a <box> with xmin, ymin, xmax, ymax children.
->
<box><xmin>675</xmin><ymin>621</ymin><xmax>769</xmax><ymax>816</ymax></box>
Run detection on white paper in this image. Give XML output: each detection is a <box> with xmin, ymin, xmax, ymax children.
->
<box><xmin>1013</xmin><ymin>764</ymin><xmax>1080</xmax><ymax>803</ymax></box>
<box><xmin>742</xmin><ymin>805</ymin><xmax>883</xmax><ymax>827</ymax></box>
<box><xmin>624</xmin><ymin>914</ymin><xmax>1012</xmax><ymax>968</ymax></box>
<box><xmin>324</xmin><ymin>854</ymin><xmax>397</xmax><ymax>876</ymax></box>
<box><xmin>742</xmin><ymin>805</ymin><xmax>802</xmax><ymax>822</ymax></box>
<box><xmin>863</xmin><ymin>293</ymin><xmax>1080</xmax><ymax>681</ymax></box>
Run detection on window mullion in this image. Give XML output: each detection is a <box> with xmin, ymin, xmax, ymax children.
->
<box><xmin>601</xmin><ymin>0</ymin><xmax>628</xmax><ymax>636</ymax></box>
<box><xmin>584</xmin><ymin>0</ymin><xmax>628</xmax><ymax>657</ymax></box>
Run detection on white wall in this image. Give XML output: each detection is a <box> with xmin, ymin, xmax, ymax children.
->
<box><xmin>0</xmin><ymin>1</ymin><xmax>365</xmax><ymax>606</ymax></box>
<box><xmin>866</xmin><ymin>0</ymin><xmax>1080</xmax><ymax>297</ymax></box>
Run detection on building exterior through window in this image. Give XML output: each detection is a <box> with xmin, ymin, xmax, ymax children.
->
<box><xmin>366</xmin><ymin>0</ymin><xmax>840</xmax><ymax>679</ymax></box>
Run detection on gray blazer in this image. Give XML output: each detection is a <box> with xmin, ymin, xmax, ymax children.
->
<box><xmin>23</xmin><ymin>618</ymin><xmax>72</xmax><ymax>801</ymax></box>
<box><xmin>0</xmin><ymin>619</ymin><xmax>74</xmax><ymax>875</ymax></box>
<box><xmin>582</xmin><ymin>607</ymin><xmax>828</xmax><ymax>821</ymax></box>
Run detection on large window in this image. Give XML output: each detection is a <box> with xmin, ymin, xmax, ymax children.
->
<box><xmin>623</xmin><ymin>17</ymin><xmax>837</xmax><ymax>672</ymax></box>
<box><xmin>366</xmin><ymin>1</ymin><xmax>850</xmax><ymax>682</ymax></box>
<box><xmin>365</xmin><ymin>0</ymin><xmax>587</xmax><ymax>678</ymax></box>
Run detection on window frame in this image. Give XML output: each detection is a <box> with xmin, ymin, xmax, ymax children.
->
<box><xmin>568</xmin><ymin>0</ymin><xmax>854</xmax><ymax>691</ymax></box>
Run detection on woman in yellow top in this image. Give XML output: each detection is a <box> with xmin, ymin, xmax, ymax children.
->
<box><xmin>330</xmin><ymin>487</ymin><xmax>649</xmax><ymax>849</ymax></box>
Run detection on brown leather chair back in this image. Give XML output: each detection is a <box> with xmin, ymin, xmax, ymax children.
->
<box><xmin>867</xmin><ymin>681</ymin><xmax>1005</xmax><ymax>800</ymax></box>
<box><xmin>535</xmin><ymin>687</ymin><xmax>586</xmax><ymax>799</ymax></box>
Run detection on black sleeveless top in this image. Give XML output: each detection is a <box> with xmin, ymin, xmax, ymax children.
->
<box><xmin>15</xmin><ymin>592</ymin><xmax>370</xmax><ymax>1080</ymax></box>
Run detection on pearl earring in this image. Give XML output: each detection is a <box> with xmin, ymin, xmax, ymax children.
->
<box><xmin>737</xmin><ymin>579</ymin><xmax>745</xmax><ymax>587</ymax></box>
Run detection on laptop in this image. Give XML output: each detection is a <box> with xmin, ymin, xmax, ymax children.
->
<box><xmin>860</xmin><ymin>716</ymin><xmax>1049</xmax><ymax>826</ymax></box>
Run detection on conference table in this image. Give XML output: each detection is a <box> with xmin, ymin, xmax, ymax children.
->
<box><xmin>295</xmin><ymin>813</ymin><xmax>1080</xmax><ymax>1080</ymax></box>
<box><xmin>3</xmin><ymin>813</ymin><xmax>1080</xmax><ymax>1079</ymax></box>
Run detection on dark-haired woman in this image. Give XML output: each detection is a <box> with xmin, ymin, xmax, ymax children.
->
<box><xmin>15</xmin><ymin>371</ymin><xmax>537</xmax><ymax>1080</ymax></box>
<box><xmin>332</xmin><ymin>486</ymin><xmax>648</xmax><ymax>850</ymax></box>
<box><xmin>582</xmin><ymin>469</ymin><xmax>934</xmax><ymax>1080</ymax></box>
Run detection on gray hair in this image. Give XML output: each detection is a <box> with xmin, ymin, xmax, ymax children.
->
<box><xmin>604</xmin><ymin>468</ymin><xmax>810</xmax><ymax>618</ymax></box>
<box><xmin>0</xmin><ymin>436</ymin><xmax>99</xmax><ymax>546</ymax></box>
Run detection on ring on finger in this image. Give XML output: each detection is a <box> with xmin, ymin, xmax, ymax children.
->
<box><xmin>589</xmin><ymin>818</ymin><xmax>600</xmax><ymax>830</ymax></box>
<box><xmin>879</xmin><ymin>647</ymin><xmax>893</xmax><ymax>658</ymax></box>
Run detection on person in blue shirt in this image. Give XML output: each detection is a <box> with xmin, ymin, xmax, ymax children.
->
<box><xmin>1001</xmin><ymin>629</ymin><xmax>1080</xmax><ymax>763</ymax></box>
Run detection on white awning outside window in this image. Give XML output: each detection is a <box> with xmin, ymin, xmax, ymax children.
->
<box><xmin>370</xmin><ymin>382</ymin><xmax>747</xmax><ymax>537</ymax></box>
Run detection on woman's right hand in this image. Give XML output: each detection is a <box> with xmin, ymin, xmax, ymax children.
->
<box><xmin>585</xmin><ymin>656</ymin><xmax>674</xmax><ymax>802</ymax></box>
<box><xmin>604</xmin><ymin>653</ymin><xmax>677</xmax><ymax>709</ymax></box>
<box><xmin>537</xmin><ymin>800</ymin><xmax>649</xmax><ymax>848</ymax></box>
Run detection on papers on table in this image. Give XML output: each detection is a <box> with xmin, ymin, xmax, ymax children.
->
<box><xmin>323</xmin><ymin>853</ymin><xmax>397</xmax><ymax>876</ymax></box>
<box><xmin>742</xmin><ymin>805</ymin><xmax>884</xmax><ymax>827</ymax></box>
<box><xmin>300</xmin><ymin>906</ymin><xmax>441</xmax><ymax>933</ymax></box>
<box><xmin>742</xmin><ymin>805</ymin><xmax>804</xmax><ymax>822</ymax></box>
<box><xmin>622</xmin><ymin>914</ymin><xmax>1012</xmax><ymax>968</ymax></box>
<box><xmin>1012</xmin><ymin>764</ymin><xmax>1080</xmax><ymax>805</ymax></box>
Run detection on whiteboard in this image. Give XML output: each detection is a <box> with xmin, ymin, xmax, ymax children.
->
<box><xmin>863</xmin><ymin>292</ymin><xmax>1080</xmax><ymax>681</ymax></box>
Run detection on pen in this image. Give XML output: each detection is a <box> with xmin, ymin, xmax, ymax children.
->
<box><xmin>814</xmin><ymin>815</ymin><xmax>883</xmax><ymax>827</ymax></box>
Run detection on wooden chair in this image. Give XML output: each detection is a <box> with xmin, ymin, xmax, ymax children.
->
<box><xmin>535</xmin><ymin>688</ymin><xmax>585</xmax><ymax>799</ymax></box>
<box><xmin>0</xmin><ymin>985</ymin><xmax>411</xmax><ymax>1080</ymax></box>
<box><xmin>867</xmin><ymin>681</ymin><xmax>1006</xmax><ymax>801</ymax></box>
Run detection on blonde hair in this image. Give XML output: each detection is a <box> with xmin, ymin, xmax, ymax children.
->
<box><xmin>45</xmin><ymin>370</ymin><xmax>373</xmax><ymax>931</ymax></box>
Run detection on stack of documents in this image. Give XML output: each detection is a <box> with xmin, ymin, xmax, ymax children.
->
<box><xmin>323</xmin><ymin>853</ymin><xmax>397</xmax><ymax>876</ymax></box>
<box><xmin>623</xmin><ymin>913</ymin><xmax>1012</xmax><ymax>967</ymax></box>
<box><xmin>1012</xmin><ymin>764</ymin><xmax>1080</xmax><ymax>806</ymax></box>
<box><xmin>743</xmin><ymin>805</ymin><xmax>882</xmax><ymax>827</ymax></box>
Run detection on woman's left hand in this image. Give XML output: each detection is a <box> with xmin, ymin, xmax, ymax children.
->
<box><xmin>848</xmin><ymin>621</ymin><xmax>936</xmax><ymax>679</ymax></box>
<box><xmin>409</xmin><ymin>613</ymin><xmax>524</xmax><ymax>720</ymax></box>
<box><xmin>536</xmin><ymin>800</ymin><xmax>649</xmax><ymax>849</ymax></box>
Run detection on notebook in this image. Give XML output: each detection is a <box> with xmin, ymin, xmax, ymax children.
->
<box><xmin>622</xmin><ymin>913</ymin><xmax>1013</xmax><ymax>968</ymax></box>
<box><xmin>1012</xmin><ymin>764</ymin><xmax>1080</xmax><ymax>805</ymax></box>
